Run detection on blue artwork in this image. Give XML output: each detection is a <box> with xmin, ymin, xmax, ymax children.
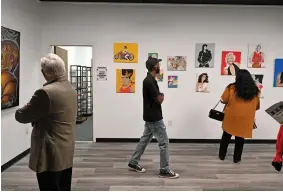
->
<box><xmin>273</xmin><ymin>59</ymin><xmax>283</xmax><ymax>87</ymax></box>
<box><xmin>168</xmin><ymin>76</ymin><xmax>178</xmax><ymax>88</ymax></box>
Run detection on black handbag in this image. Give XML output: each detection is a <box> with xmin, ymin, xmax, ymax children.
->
<box><xmin>209</xmin><ymin>100</ymin><xmax>226</xmax><ymax>121</ymax></box>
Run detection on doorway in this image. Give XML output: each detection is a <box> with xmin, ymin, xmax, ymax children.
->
<box><xmin>52</xmin><ymin>45</ymin><xmax>93</xmax><ymax>141</ymax></box>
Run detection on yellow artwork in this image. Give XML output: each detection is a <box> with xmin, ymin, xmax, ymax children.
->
<box><xmin>113</xmin><ymin>43</ymin><xmax>138</xmax><ymax>63</ymax></box>
<box><xmin>116</xmin><ymin>69</ymin><xmax>136</xmax><ymax>93</ymax></box>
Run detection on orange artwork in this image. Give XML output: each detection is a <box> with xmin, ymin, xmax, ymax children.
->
<box><xmin>1</xmin><ymin>26</ymin><xmax>20</xmax><ymax>110</ymax></box>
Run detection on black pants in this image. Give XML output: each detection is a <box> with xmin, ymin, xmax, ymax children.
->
<box><xmin>36</xmin><ymin>167</ymin><xmax>72</xmax><ymax>191</ymax></box>
<box><xmin>219</xmin><ymin>131</ymin><xmax>245</xmax><ymax>162</ymax></box>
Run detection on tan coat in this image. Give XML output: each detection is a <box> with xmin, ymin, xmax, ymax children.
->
<box><xmin>221</xmin><ymin>84</ymin><xmax>260</xmax><ymax>138</ymax></box>
<box><xmin>15</xmin><ymin>77</ymin><xmax>77</xmax><ymax>173</ymax></box>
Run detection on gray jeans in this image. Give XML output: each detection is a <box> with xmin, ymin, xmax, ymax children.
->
<box><xmin>129</xmin><ymin>119</ymin><xmax>170</xmax><ymax>172</ymax></box>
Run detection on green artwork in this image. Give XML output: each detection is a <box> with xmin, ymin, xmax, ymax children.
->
<box><xmin>148</xmin><ymin>53</ymin><xmax>158</xmax><ymax>59</ymax></box>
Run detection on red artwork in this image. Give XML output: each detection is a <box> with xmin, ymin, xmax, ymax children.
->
<box><xmin>221</xmin><ymin>51</ymin><xmax>241</xmax><ymax>76</ymax></box>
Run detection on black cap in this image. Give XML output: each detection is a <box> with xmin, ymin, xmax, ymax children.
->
<box><xmin>146</xmin><ymin>56</ymin><xmax>162</xmax><ymax>70</ymax></box>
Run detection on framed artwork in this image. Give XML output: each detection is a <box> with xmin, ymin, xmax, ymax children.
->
<box><xmin>195</xmin><ymin>43</ymin><xmax>215</xmax><ymax>68</ymax></box>
<box><xmin>1</xmin><ymin>26</ymin><xmax>20</xmax><ymax>110</ymax></box>
<box><xmin>252</xmin><ymin>74</ymin><xmax>264</xmax><ymax>98</ymax></box>
<box><xmin>116</xmin><ymin>69</ymin><xmax>135</xmax><ymax>93</ymax></box>
<box><xmin>156</xmin><ymin>69</ymin><xmax>164</xmax><ymax>82</ymax></box>
<box><xmin>248</xmin><ymin>44</ymin><xmax>265</xmax><ymax>68</ymax></box>
<box><xmin>167</xmin><ymin>56</ymin><xmax>187</xmax><ymax>71</ymax></box>
<box><xmin>148</xmin><ymin>53</ymin><xmax>158</xmax><ymax>59</ymax></box>
<box><xmin>273</xmin><ymin>59</ymin><xmax>283</xmax><ymax>87</ymax></box>
<box><xmin>221</xmin><ymin>51</ymin><xmax>241</xmax><ymax>76</ymax></box>
<box><xmin>168</xmin><ymin>75</ymin><xmax>178</xmax><ymax>88</ymax></box>
<box><xmin>113</xmin><ymin>43</ymin><xmax>138</xmax><ymax>63</ymax></box>
<box><xmin>196</xmin><ymin>73</ymin><xmax>210</xmax><ymax>93</ymax></box>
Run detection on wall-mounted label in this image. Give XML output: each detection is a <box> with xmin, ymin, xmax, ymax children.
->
<box><xmin>96</xmin><ymin>67</ymin><xmax>107</xmax><ymax>81</ymax></box>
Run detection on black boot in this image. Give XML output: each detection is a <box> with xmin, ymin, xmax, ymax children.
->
<box><xmin>272</xmin><ymin>161</ymin><xmax>282</xmax><ymax>172</ymax></box>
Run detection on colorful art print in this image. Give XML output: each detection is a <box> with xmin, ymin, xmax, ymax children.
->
<box><xmin>251</xmin><ymin>74</ymin><xmax>264</xmax><ymax>98</ymax></box>
<box><xmin>168</xmin><ymin>75</ymin><xmax>178</xmax><ymax>88</ymax></box>
<box><xmin>1</xmin><ymin>26</ymin><xmax>20</xmax><ymax>110</ymax></box>
<box><xmin>195</xmin><ymin>43</ymin><xmax>215</xmax><ymax>68</ymax></box>
<box><xmin>116</xmin><ymin>69</ymin><xmax>135</xmax><ymax>93</ymax></box>
<box><xmin>221</xmin><ymin>51</ymin><xmax>241</xmax><ymax>76</ymax></box>
<box><xmin>248</xmin><ymin>44</ymin><xmax>265</xmax><ymax>68</ymax></box>
<box><xmin>156</xmin><ymin>69</ymin><xmax>164</xmax><ymax>82</ymax></box>
<box><xmin>148</xmin><ymin>53</ymin><xmax>158</xmax><ymax>59</ymax></box>
<box><xmin>167</xmin><ymin>56</ymin><xmax>187</xmax><ymax>71</ymax></box>
<box><xmin>196</xmin><ymin>73</ymin><xmax>209</xmax><ymax>93</ymax></box>
<box><xmin>273</xmin><ymin>59</ymin><xmax>283</xmax><ymax>87</ymax></box>
<box><xmin>113</xmin><ymin>43</ymin><xmax>138</xmax><ymax>63</ymax></box>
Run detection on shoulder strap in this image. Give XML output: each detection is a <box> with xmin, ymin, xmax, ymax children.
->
<box><xmin>213</xmin><ymin>100</ymin><xmax>221</xmax><ymax>110</ymax></box>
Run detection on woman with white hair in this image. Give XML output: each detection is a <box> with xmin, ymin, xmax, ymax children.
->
<box><xmin>223</xmin><ymin>52</ymin><xmax>240</xmax><ymax>76</ymax></box>
<box><xmin>15</xmin><ymin>53</ymin><xmax>77</xmax><ymax>191</ymax></box>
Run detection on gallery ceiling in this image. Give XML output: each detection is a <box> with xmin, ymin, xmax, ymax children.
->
<box><xmin>39</xmin><ymin>0</ymin><xmax>283</xmax><ymax>6</ymax></box>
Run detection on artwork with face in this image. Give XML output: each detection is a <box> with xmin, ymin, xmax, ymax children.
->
<box><xmin>248</xmin><ymin>44</ymin><xmax>265</xmax><ymax>68</ymax></box>
<box><xmin>273</xmin><ymin>59</ymin><xmax>283</xmax><ymax>87</ymax></box>
<box><xmin>196</xmin><ymin>73</ymin><xmax>210</xmax><ymax>93</ymax></box>
<box><xmin>195</xmin><ymin>43</ymin><xmax>215</xmax><ymax>68</ymax></box>
<box><xmin>148</xmin><ymin>53</ymin><xmax>158</xmax><ymax>59</ymax></box>
<box><xmin>167</xmin><ymin>56</ymin><xmax>187</xmax><ymax>71</ymax></box>
<box><xmin>156</xmin><ymin>69</ymin><xmax>164</xmax><ymax>82</ymax></box>
<box><xmin>114</xmin><ymin>43</ymin><xmax>138</xmax><ymax>63</ymax></box>
<box><xmin>252</xmin><ymin>74</ymin><xmax>264</xmax><ymax>98</ymax></box>
<box><xmin>1</xmin><ymin>26</ymin><xmax>20</xmax><ymax>110</ymax></box>
<box><xmin>168</xmin><ymin>75</ymin><xmax>178</xmax><ymax>88</ymax></box>
<box><xmin>116</xmin><ymin>69</ymin><xmax>135</xmax><ymax>93</ymax></box>
<box><xmin>221</xmin><ymin>51</ymin><xmax>241</xmax><ymax>76</ymax></box>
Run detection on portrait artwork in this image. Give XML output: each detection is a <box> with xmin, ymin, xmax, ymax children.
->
<box><xmin>167</xmin><ymin>56</ymin><xmax>187</xmax><ymax>71</ymax></box>
<box><xmin>195</xmin><ymin>43</ymin><xmax>215</xmax><ymax>68</ymax></box>
<box><xmin>156</xmin><ymin>69</ymin><xmax>164</xmax><ymax>82</ymax></box>
<box><xmin>113</xmin><ymin>43</ymin><xmax>138</xmax><ymax>63</ymax></box>
<box><xmin>168</xmin><ymin>76</ymin><xmax>178</xmax><ymax>88</ymax></box>
<box><xmin>1</xmin><ymin>26</ymin><xmax>20</xmax><ymax>110</ymax></box>
<box><xmin>196</xmin><ymin>73</ymin><xmax>210</xmax><ymax>93</ymax></box>
<box><xmin>148</xmin><ymin>53</ymin><xmax>158</xmax><ymax>59</ymax></box>
<box><xmin>116</xmin><ymin>69</ymin><xmax>136</xmax><ymax>93</ymax></box>
<box><xmin>221</xmin><ymin>51</ymin><xmax>241</xmax><ymax>76</ymax></box>
<box><xmin>248</xmin><ymin>44</ymin><xmax>265</xmax><ymax>68</ymax></box>
<box><xmin>273</xmin><ymin>59</ymin><xmax>283</xmax><ymax>87</ymax></box>
<box><xmin>252</xmin><ymin>74</ymin><xmax>264</xmax><ymax>98</ymax></box>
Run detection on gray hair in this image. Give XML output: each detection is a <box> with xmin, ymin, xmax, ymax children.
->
<box><xmin>41</xmin><ymin>53</ymin><xmax>66</xmax><ymax>77</ymax></box>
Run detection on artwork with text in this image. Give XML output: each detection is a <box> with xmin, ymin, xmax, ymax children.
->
<box><xmin>252</xmin><ymin>74</ymin><xmax>264</xmax><ymax>98</ymax></box>
<box><xmin>221</xmin><ymin>51</ymin><xmax>241</xmax><ymax>76</ymax></box>
<box><xmin>248</xmin><ymin>44</ymin><xmax>265</xmax><ymax>68</ymax></box>
<box><xmin>195</xmin><ymin>43</ymin><xmax>215</xmax><ymax>68</ymax></box>
<box><xmin>196</xmin><ymin>73</ymin><xmax>209</xmax><ymax>93</ymax></box>
<box><xmin>167</xmin><ymin>56</ymin><xmax>187</xmax><ymax>71</ymax></box>
<box><xmin>1</xmin><ymin>26</ymin><xmax>20</xmax><ymax>110</ymax></box>
<box><xmin>168</xmin><ymin>76</ymin><xmax>178</xmax><ymax>88</ymax></box>
<box><xmin>114</xmin><ymin>43</ymin><xmax>138</xmax><ymax>63</ymax></box>
<box><xmin>116</xmin><ymin>69</ymin><xmax>135</xmax><ymax>93</ymax></box>
<box><xmin>273</xmin><ymin>59</ymin><xmax>283</xmax><ymax>87</ymax></box>
<box><xmin>156</xmin><ymin>69</ymin><xmax>164</xmax><ymax>82</ymax></box>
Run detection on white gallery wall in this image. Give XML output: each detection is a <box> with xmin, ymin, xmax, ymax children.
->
<box><xmin>41</xmin><ymin>3</ymin><xmax>282</xmax><ymax>140</ymax></box>
<box><xmin>1</xmin><ymin>0</ymin><xmax>43</xmax><ymax>165</ymax></box>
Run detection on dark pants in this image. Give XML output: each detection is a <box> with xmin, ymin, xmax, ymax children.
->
<box><xmin>36</xmin><ymin>167</ymin><xmax>72</xmax><ymax>191</ymax></box>
<box><xmin>219</xmin><ymin>131</ymin><xmax>245</xmax><ymax>162</ymax></box>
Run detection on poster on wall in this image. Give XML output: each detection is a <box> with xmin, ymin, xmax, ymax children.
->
<box><xmin>1</xmin><ymin>26</ymin><xmax>20</xmax><ymax>110</ymax></box>
<box><xmin>167</xmin><ymin>56</ymin><xmax>187</xmax><ymax>71</ymax></box>
<box><xmin>248</xmin><ymin>44</ymin><xmax>265</xmax><ymax>68</ymax></box>
<box><xmin>148</xmin><ymin>53</ymin><xmax>158</xmax><ymax>59</ymax></box>
<box><xmin>168</xmin><ymin>75</ymin><xmax>178</xmax><ymax>88</ymax></box>
<box><xmin>195</xmin><ymin>43</ymin><xmax>215</xmax><ymax>68</ymax></box>
<box><xmin>265</xmin><ymin>101</ymin><xmax>283</xmax><ymax>124</ymax></box>
<box><xmin>156</xmin><ymin>69</ymin><xmax>164</xmax><ymax>82</ymax></box>
<box><xmin>96</xmin><ymin>67</ymin><xmax>107</xmax><ymax>81</ymax></box>
<box><xmin>221</xmin><ymin>51</ymin><xmax>241</xmax><ymax>76</ymax></box>
<box><xmin>252</xmin><ymin>74</ymin><xmax>264</xmax><ymax>98</ymax></box>
<box><xmin>116</xmin><ymin>69</ymin><xmax>135</xmax><ymax>93</ymax></box>
<box><xmin>273</xmin><ymin>59</ymin><xmax>283</xmax><ymax>87</ymax></box>
<box><xmin>196</xmin><ymin>73</ymin><xmax>210</xmax><ymax>93</ymax></box>
<box><xmin>113</xmin><ymin>43</ymin><xmax>138</xmax><ymax>63</ymax></box>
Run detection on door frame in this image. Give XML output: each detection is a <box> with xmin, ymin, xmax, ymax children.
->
<box><xmin>50</xmin><ymin>44</ymin><xmax>96</xmax><ymax>142</ymax></box>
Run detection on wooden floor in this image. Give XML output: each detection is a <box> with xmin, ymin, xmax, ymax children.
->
<box><xmin>1</xmin><ymin>142</ymin><xmax>282</xmax><ymax>191</ymax></box>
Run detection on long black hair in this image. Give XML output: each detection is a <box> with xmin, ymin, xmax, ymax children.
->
<box><xmin>198</xmin><ymin>73</ymin><xmax>209</xmax><ymax>83</ymax></box>
<box><xmin>229</xmin><ymin>69</ymin><xmax>259</xmax><ymax>101</ymax></box>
